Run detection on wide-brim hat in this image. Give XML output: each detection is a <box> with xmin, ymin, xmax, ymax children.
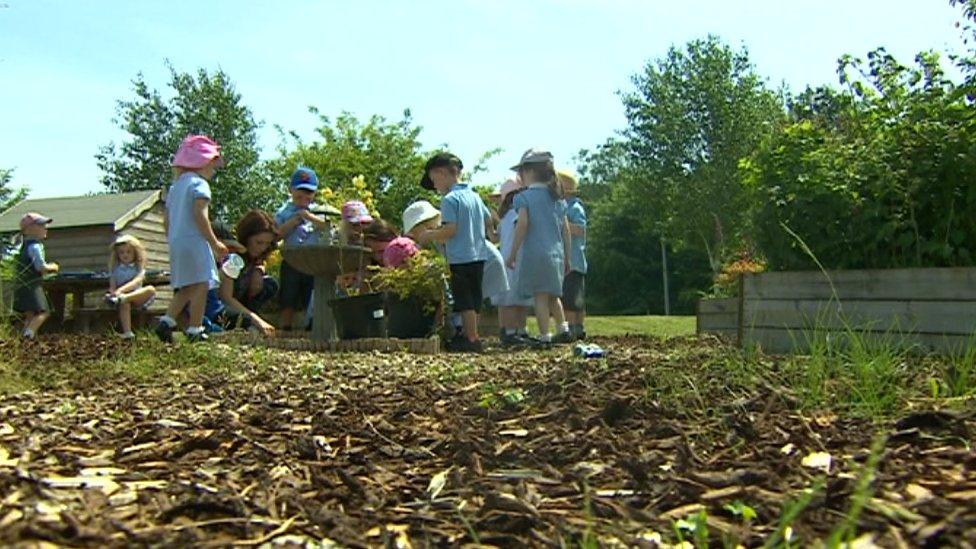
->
<box><xmin>172</xmin><ymin>134</ymin><xmax>223</xmax><ymax>169</ymax></box>
<box><xmin>420</xmin><ymin>152</ymin><xmax>463</xmax><ymax>190</ymax></box>
<box><xmin>341</xmin><ymin>200</ymin><xmax>374</xmax><ymax>224</ymax></box>
<box><xmin>510</xmin><ymin>148</ymin><xmax>553</xmax><ymax>170</ymax></box>
<box><xmin>402</xmin><ymin>200</ymin><xmax>440</xmax><ymax>234</ymax></box>
<box><xmin>556</xmin><ymin>169</ymin><xmax>579</xmax><ymax>194</ymax></box>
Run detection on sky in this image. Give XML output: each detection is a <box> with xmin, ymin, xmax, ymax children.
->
<box><xmin>0</xmin><ymin>1</ymin><xmax>966</xmax><ymax>200</ymax></box>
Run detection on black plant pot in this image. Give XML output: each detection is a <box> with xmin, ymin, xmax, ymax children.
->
<box><xmin>328</xmin><ymin>292</ymin><xmax>388</xmax><ymax>340</ymax></box>
<box><xmin>385</xmin><ymin>293</ymin><xmax>439</xmax><ymax>339</ymax></box>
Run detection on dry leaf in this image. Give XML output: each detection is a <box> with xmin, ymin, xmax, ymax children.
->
<box><xmin>801</xmin><ymin>451</ymin><xmax>832</xmax><ymax>473</ymax></box>
<box><xmin>426</xmin><ymin>467</ymin><xmax>450</xmax><ymax>500</ymax></box>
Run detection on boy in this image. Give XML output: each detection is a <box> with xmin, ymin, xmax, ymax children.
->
<box><xmin>275</xmin><ymin>167</ymin><xmax>327</xmax><ymax>330</ymax></box>
<box><xmin>13</xmin><ymin>212</ymin><xmax>59</xmax><ymax>339</ymax></box>
<box><xmin>558</xmin><ymin>170</ymin><xmax>587</xmax><ymax>340</ymax></box>
<box><xmin>417</xmin><ymin>152</ymin><xmax>492</xmax><ymax>353</ymax></box>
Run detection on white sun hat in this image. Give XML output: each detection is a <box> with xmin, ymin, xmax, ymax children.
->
<box><xmin>402</xmin><ymin>200</ymin><xmax>440</xmax><ymax>234</ymax></box>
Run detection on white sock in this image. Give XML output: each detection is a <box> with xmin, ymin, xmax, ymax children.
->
<box><xmin>22</xmin><ymin>328</ymin><xmax>35</xmax><ymax>339</ymax></box>
<box><xmin>159</xmin><ymin>315</ymin><xmax>176</xmax><ymax>327</ymax></box>
<box><xmin>120</xmin><ymin>331</ymin><xmax>135</xmax><ymax>339</ymax></box>
<box><xmin>118</xmin><ymin>294</ymin><xmax>127</xmax><ymax>303</ymax></box>
<box><xmin>185</xmin><ymin>326</ymin><xmax>204</xmax><ymax>336</ymax></box>
<box><xmin>559</xmin><ymin>322</ymin><xmax>570</xmax><ymax>334</ymax></box>
<box><xmin>539</xmin><ymin>333</ymin><xmax>552</xmax><ymax>343</ymax></box>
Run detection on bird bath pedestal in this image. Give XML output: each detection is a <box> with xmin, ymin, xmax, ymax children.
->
<box><xmin>280</xmin><ymin>244</ymin><xmax>370</xmax><ymax>343</ymax></box>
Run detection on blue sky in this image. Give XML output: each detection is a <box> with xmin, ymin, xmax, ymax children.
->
<box><xmin>0</xmin><ymin>1</ymin><xmax>965</xmax><ymax>200</ymax></box>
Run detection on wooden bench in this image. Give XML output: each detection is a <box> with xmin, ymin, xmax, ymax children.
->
<box><xmin>70</xmin><ymin>306</ymin><xmax>166</xmax><ymax>334</ymax></box>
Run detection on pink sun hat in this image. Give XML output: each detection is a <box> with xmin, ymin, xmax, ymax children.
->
<box><xmin>498</xmin><ymin>178</ymin><xmax>521</xmax><ymax>202</ymax></box>
<box><xmin>342</xmin><ymin>200</ymin><xmax>374</xmax><ymax>224</ymax></box>
<box><xmin>172</xmin><ymin>134</ymin><xmax>223</xmax><ymax>169</ymax></box>
<box><xmin>382</xmin><ymin>236</ymin><xmax>420</xmax><ymax>268</ymax></box>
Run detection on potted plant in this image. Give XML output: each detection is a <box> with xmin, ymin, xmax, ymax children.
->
<box><xmin>370</xmin><ymin>249</ymin><xmax>448</xmax><ymax>339</ymax></box>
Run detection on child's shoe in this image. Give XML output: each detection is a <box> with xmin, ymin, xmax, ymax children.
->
<box><xmin>154</xmin><ymin>319</ymin><xmax>174</xmax><ymax>343</ymax></box>
<box><xmin>105</xmin><ymin>295</ymin><xmax>121</xmax><ymax>308</ymax></box>
<box><xmin>185</xmin><ymin>331</ymin><xmax>209</xmax><ymax>343</ymax></box>
<box><xmin>552</xmin><ymin>330</ymin><xmax>575</xmax><ymax>344</ymax></box>
<box><xmin>119</xmin><ymin>331</ymin><xmax>135</xmax><ymax>340</ymax></box>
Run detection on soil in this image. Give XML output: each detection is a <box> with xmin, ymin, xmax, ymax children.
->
<box><xmin>0</xmin><ymin>335</ymin><xmax>972</xmax><ymax>547</ymax></box>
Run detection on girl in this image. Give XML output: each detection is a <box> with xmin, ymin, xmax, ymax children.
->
<box><xmin>155</xmin><ymin>134</ymin><xmax>229</xmax><ymax>344</ymax></box>
<box><xmin>505</xmin><ymin>149</ymin><xmax>573</xmax><ymax>343</ymax></box>
<box><xmin>105</xmin><ymin>235</ymin><xmax>157</xmax><ymax>339</ymax></box>
<box><xmin>209</xmin><ymin>211</ymin><xmax>278</xmax><ymax>335</ymax></box>
<box><xmin>339</xmin><ymin>200</ymin><xmax>373</xmax><ymax>245</ymax></box>
<box><xmin>492</xmin><ymin>179</ymin><xmax>532</xmax><ymax>346</ymax></box>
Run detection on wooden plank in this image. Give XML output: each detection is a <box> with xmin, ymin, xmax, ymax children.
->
<box><xmin>741</xmin><ymin>299</ymin><xmax>976</xmax><ymax>336</ymax></box>
<box><xmin>743</xmin><ymin>326</ymin><xmax>974</xmax><ymax>355</ymax></box>
<box><xmin>698</xmin><ymin>313</ymin><xmax>738</xmax><ymax>331</ymax></box>
<box><xmin>697</xmin><ymin>298</ymin><xmax>738</xmax><ymax>314</ymax></box>
<box><xmin>743</xmin><ymin>268</ymin><xmax>976</xmax><ymax>301</ymax></box>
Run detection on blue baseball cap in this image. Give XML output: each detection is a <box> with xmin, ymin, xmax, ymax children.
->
<box><xmin>290</xmin><ymin>167</ymin><xmax>319</xmax><ymax>191</ymax></box>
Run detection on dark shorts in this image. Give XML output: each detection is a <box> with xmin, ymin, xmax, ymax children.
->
<box><xmin>13</xmin><ymin>283</ymin><xmax>49</xmax><ymax>314</ymax></box>
<box><xmin>562</xmin><ymin>271</ymin><xmax>586</xmax><ymax>312</ymax></box>
<box><xmin>450</xmin><ymin>261</ymin><xmax>485</xmax><ymax>313</ymax></box>
<box><xmin>278</xmin><ymin>260</ymin><xmax>314</xmax><ymax>310</ymax></box>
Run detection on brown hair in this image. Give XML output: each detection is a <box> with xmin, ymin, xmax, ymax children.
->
<box><xmin>363</xmin><ymin>218</ymin><xmax>399</xmax><ymax>244</ymax></box>
<box><xmin>108</xmin><ymin>234</ymin><xmax>148</xmax><ymax>270</ymax></box>
<box><xmin>520</xmin><ymin>161</ymin><xmax>562</xmax><ymax>199</ymax></box>
<box><xmin>498</xmin><ymin>188</ymin><xmax>523</xmax><ymax>219</ymax></box>
<box><xmin>235</xmin><ymin>210</ymin><xmax>278</xmax><ymax>263</ymax></box>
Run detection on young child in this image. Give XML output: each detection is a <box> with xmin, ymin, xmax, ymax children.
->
<box><xmin>155</xmin><ymin>134</ymin><xmax>228</xmax><ymax>344</ymax></box>
<box><xmin>558</xmin><ymin>170</ymin><xmax>588</xmax><ymax>340</ymax></box>
<box><xmin>402</xmin><ymin>200</ymin><xmax>441</xmax><ymax>242</ymax></box>
<box><xmin>275</xmin><ymin>167</ymin><xmax>327</xmax><ymax>331</ymax></box>
<box><xmin>492</xmin><ymin>179</ymin><xmax>533</xmax><ymax>346</ymax></box>
<box><xmin>416</xmin><ymin>152</ymin><xmax>492</xmax><ymax>353</ymax></box>
<box><xmin>13</xmin><ymin>212</ymin><xmax>58</xmax><ymax>339</ymax></box>
<box><xmin>339</xmin><ymin>200</ymin><xmax>374</xmax><ymax>245</ymax></box>
<box><xmin>105</xmin><ymin>234</ymin><xmax>157</xmax><ymax>339</ymax></box>
<box><xmin>506</xmin><ymin>149</ymin><xmax>573</xmax><ymax>344</ymax></box>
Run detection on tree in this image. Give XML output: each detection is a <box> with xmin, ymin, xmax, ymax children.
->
<box><xmin>0</xmin><ymin>168</ymin><xmax>26</xmax><ymax>215</ymax></box>
<box><xmin>96</xmin><ymin>66</ymin><xmax>269</xmax><ymax>220</ymax></box>
<box><xmin>616</xmin><ymin>36</ymin><xmax>785</xmax><ymax>269</ymax></box>
<box><xmin>268</xmin><ymin>109</ymin><xmax>431</xmax><ymax>223</ymax></box>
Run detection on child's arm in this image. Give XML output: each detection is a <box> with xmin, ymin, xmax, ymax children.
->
<box><xmin>418</xmin><ymin>223</ymin><xmax>457</xmax><ymax>245</ymax></box>
<box><xmin>300</xmin><ymin>209</ymin><xmax>328</xmax><ymax>230</ymax></box>
<box><xmin>218</xmin><ymin>273</ymin><xmax>274</xmax><ymax>334</ymax></box>
<box><xmin>562</xmin><ymin>218</ymin><xmax>572</xmax><ymax>274</ymax></box>
<box><xmin>28</xmin><ymin>244</ymin><xmax>58</xmax><ymax>274</ymax></box>
<box><xmin>193</xmin><ymin>198</ymin><xmax>228</xmax><ymax>260</ymax></box>
<box><xmin>115</xmin><ymin>270</ymin><xmax>146</xmax><ymax>295</ymax></box>
<box><xmin>569</xmin><ymin>223</ymin><xmax>585</xmax><ymax>237</ymax></box>
<box><xmin>506</xmin><ymin>209</ymin><xmax>529</xmax><ymax>269</ymax></box>
<box><xmin>276</xmin><ymin>213</ymin><xmax>305</xmax><ymax>238</ymax></box>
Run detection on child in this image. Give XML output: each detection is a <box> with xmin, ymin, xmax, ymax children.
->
<box><xmin>402</xmin><ymin>200</ymin><xmax>441</xmax><ymax>241</ymax></box>
<box><xmin>105</xmin><ymin>234</ymin><xmax>158</xmax><ymax>339</ymax></box>
<box><xmin>275</xmin><ymin>167</ymin><xmax>328</xmax><ymax>331</ymax></box>
<box><xmin>506</xmin><ymin>149</ymin><xmax>574</xmax><ymax>344</ymax></box>
<box><xmin>13</xmin><ymin>212</ymin><xmax>58</xmax><ymax>339</ymax></box>
<box><xmin>416</xmin><ymin>152</ymin><xmax>492</xmax><ymax>353</ymax></box>
<box><xmin>155</xmin><ymin>134</ymin><xmax>228</xmax><ymax>344</ymax></box>
<box><xmin>339</xmin><ymin>200</ymin><xmax>374</xmax><ymax>245</ymax></box>
<box><xmin>558</xmin><ymin>170</ymin><xmax>588</xmax><ymax>340</ymax></box>
<box><xmin>492</xmin><ymin>179</ymin><xmax>533</xmax><ymax>346</ymax></box>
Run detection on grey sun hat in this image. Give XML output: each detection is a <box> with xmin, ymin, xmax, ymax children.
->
<box><xmin>510</xmin><ymin>148</ymin><xmax>554</xmax><ymax>170</ymax></box>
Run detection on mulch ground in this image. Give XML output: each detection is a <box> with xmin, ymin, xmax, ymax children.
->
<box><xmin>0</xmin><ymin>335</ymin><xmax>973</xmax><ymax>547</ymax></box>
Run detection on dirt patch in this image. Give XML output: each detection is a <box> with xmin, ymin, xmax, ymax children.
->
<box><xmin>0</xmin><ymin>335</ymin><xmax>972</xmax><ymax>546</ymax></box>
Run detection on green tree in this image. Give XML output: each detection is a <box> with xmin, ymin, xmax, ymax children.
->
<box><xmin>96</xmin><ymin>66</ymin><xmax>269</xmax><ymax>221</ymax></box>
<box><xmin>268</xmin><ymin>109</ymin><xmax>431</xmax><ymax>223</ymax></box>
<box><xmin>617</xmin><ymin>36</ymin><xmax>785</xmax><ymax>269</ymax></box>
<box><xmin>0</xmin><ymin>168</ymin><xmax>26</xmax><ymax>215</ymax></box>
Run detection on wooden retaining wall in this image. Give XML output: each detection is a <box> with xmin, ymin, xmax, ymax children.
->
<box><xmin>740</xmin><ymin>268</ymin><xmax>976</xmax><ymax>354</ymax></box>
<box><xmin>696</xmin><ymin>297</ymin><xmax>739</xmax><ymax>342</ymax></box>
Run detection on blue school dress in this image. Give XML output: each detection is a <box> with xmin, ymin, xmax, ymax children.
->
<box><xmin>166</xmin><ymin>172</ymin><xmax>218</xmax><ymax>290</ymax></box>
<box><xmin>513</xmin><ymin>184</ymin><xmax>567</xmax><ymax>299</ymax></box>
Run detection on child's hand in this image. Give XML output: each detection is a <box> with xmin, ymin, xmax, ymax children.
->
<box><xmin>211</xmin><ymin>240</ymin><xmax>229</xmax><ymax>262</ymax></box>
<box><xmin>506</xmin><ymin>255</ymin><xmax>516</xmax><ymax>269</ymax></box>
<box><xmin>49</xmin><ymin>262</ymin><xmax>60</xmax><ymax>273</ymax></box>
<box><xmin>253</xmin><ymin>316</ymin><xmax>275</xmax><ymax>336</ymax></box>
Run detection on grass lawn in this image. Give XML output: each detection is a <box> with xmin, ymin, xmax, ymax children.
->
<box><xmin>528</xmin><ymin>315</ymin><xmax>695</xmax><ymax>338</ymax></box>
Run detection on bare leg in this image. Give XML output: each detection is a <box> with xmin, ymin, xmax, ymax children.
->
<box><xmin>461</xmin><ymin>310</ymin><xmax>479</xmax><ymax>341</ymax></box>
<box><xmin>25</xmin><ymin>311</ymin><xmax>49</xmax><ymax>334</ymax></box>
<box><xmin>166</xmin><ymin>285</ymin><xmax>193</xmax><ymax>322</ymax></box>
<box><xmin>516</xmin><ymin>306</ymin><xmax>528</xmax><ymax>333</ymax></box>
<box><xmin>550</xmin><ymin>295</ymin><xmax>567</xmax><ymax>328</ymax></box>
<box><xmin>118</xmin><ymin>302</ymin><xmax>133</xmax><ymax>334</ymax></box>
<box><xmin>280</xmin><ymin>308</ymin><xmax>294</xmax><ymax>331</ymax></box>
<box><xmin>534</xmin><ymin>294</ymin><xmax>551</xmax><ymax>337</ymax></box>
<box><xmin>183</xmin><ymin>282</ymin><xmax>208</xmax><ymax>328</ymax></box>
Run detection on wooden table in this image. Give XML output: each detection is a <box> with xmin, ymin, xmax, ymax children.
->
<box><xmin>43</xmin><ymin>274</ymin><xmax>170</xmax><ymax>326</ymax></box>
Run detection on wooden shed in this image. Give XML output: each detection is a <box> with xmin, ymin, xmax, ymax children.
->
<box><xmin>0</xmin><ymin>190</ymin><xmax>168</xmax><ymax>271</ymax></box>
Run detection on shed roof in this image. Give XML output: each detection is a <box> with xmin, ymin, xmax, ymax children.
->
<box><xmin>0</xmin><ymin>190</ymin><xmax>161</xmax><ymax>233</ymax></box>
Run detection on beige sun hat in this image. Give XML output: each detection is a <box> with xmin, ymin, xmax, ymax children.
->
<box><xmin>402</xmin><ymin>200</ymin><xmax>440</xmax><ymax>234</ymax></box>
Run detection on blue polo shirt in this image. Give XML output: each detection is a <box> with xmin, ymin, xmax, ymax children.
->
<box><xmin>275</xmin><ymin>201</ymin><xmax>319</xmax><ymax>246</ymax></box>
<box><xmin>440</xmin><ymin>183</ymin><xmax>489</xmax><ymax>264</ymax></box>
<box><xmin>566</xmin><ymin>197</ymin><xmax>587</xmax><ymax>274</ymax></box>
